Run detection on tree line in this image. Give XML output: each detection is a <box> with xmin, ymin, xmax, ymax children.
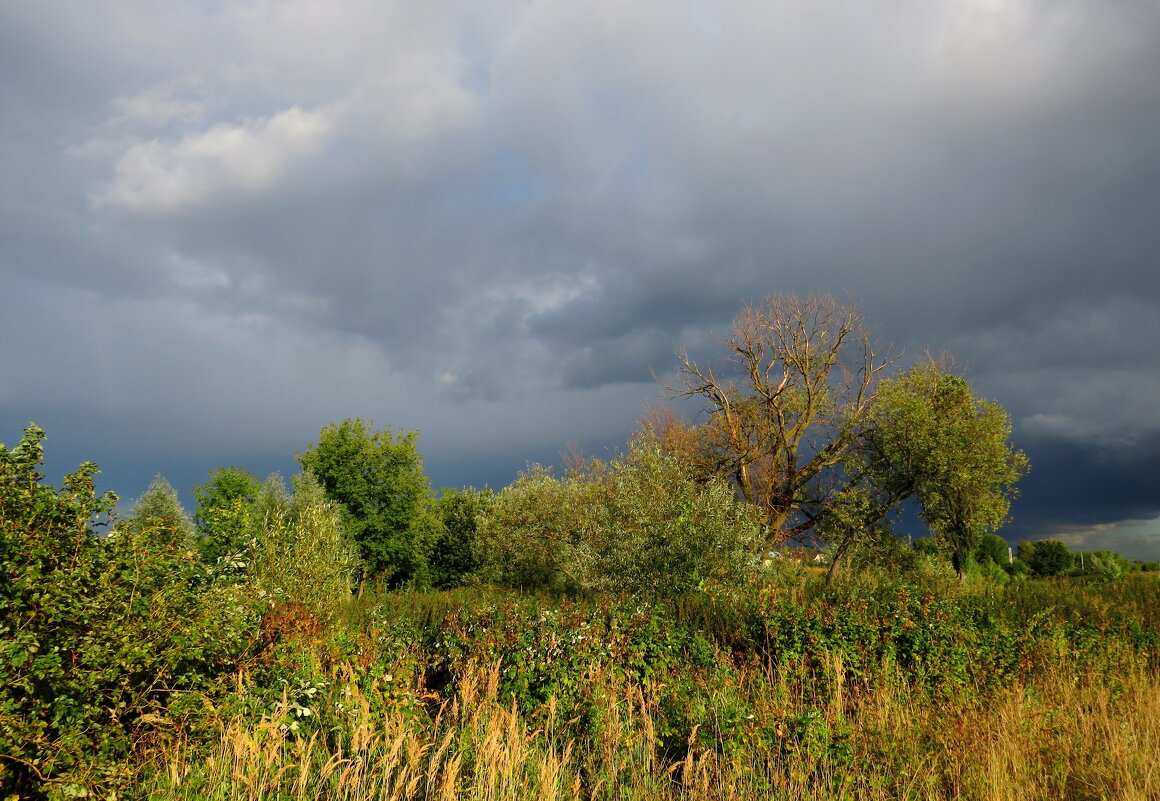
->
<box><xmin>84</xmin><ymin>292</ymin><xmax>1034</xmax><ymax>592</ymax></box>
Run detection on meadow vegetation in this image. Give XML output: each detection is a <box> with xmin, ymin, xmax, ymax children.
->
<box><xmin>3</xmin><ymin>294</ymin><xmax>1157</xmax><ymax>799</ymax></box>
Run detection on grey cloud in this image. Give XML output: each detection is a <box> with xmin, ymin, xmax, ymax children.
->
<box><xmin>3</xmin><ymin>0</ymin><xmax>1159</xmax><ymax>548</ymax></box>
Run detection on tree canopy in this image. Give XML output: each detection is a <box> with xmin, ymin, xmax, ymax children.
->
<box><xmin>663</xmin><ymin>298</ymin><xmax>1030</xmax><ymax>570</ymax></box>
<box><xmin>298</xmin><ymin>418</ymin><xmax>436</xmax><ymax>587</ymax></box>
<box><xmin>193</xmin><ymin>466</ymin><xmax>261</xmax><ymax>563</ymax></box>
<box><xmin>866</xmin><ymin>360</ymin><xmax>1030</xmax><ymax>580</ymax></box>
<box><xmin>667</xmin><ymin>293</ymin><xmax>890</xmax><ymax>545</ymax></box>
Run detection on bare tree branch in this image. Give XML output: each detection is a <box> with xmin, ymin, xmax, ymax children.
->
<box><xmin>661</xmin><ymin>293</ymin><xmax>894</xmax><ymax>547</ymax></box>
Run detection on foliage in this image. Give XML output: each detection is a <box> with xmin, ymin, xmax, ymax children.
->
<box><xmin>970</xmin><ymin>557</ymin><xmax>1011</xmax><ymax>585</ymax></box>
<box><xmin>144</xmin><ymin>574</ymin><xmax>1160</xmax><ymax>801</ymax></box>
<box><xmin>658</xmin><ymin>300</ymin><xmax>1032</xmax><ymax>580</ymax></box>
<box><xmin>583</xmin><ymin>436</ymin><xmax>761</xmax><ymax>597</ymax></box>
<box><xmin>1080</xmin><ymin>550</ymin><xmax>1126</xmax><ymax>583</ymax></box>
<box><xmin>866</xmin><ymin>360</ymin><xmax>1030</xmax><ymax>579</ymax></box>
<box><xmin>975</xmin><ymin>533</ymin><xmax>1010</xmax><ymax>566</ymax></box>
<box><xmin>666</xmin><ymin>293</ymin><xmax>890</xmax><ymax>544</ymax></box>
<box><xmin>193</xmin><ymin>466</ymin><xmax>261</xmax><ymax>564</ymax></box>
<box><xmin>298</xmin><ymin>418</ymin><xmax>436</xmax><ymax>587</ymax></box>
<box><xmin>476</xmin><ymin>465</ymin><xmax>580</xmax><ymax>592</ymax></box>
<box><xmin>250</xmin><ymin>472</ymin><xmax>358</xmax><ymax>622</ymax></box>
<box><xmin>123</xmin><ymin>473</ymin><xmax>196</xmax><ymax>551</ymax></box>
<box><xmin>0</xmin><ymin>424</ymin><xmax>260</xmax><ymax>798</ymax></box>
<box><xmin>430</xmin><ymin>487</ymin><xmax>492</xmax><ymax>588</ymax></box>
<box><xmin>478</xmin><ymin>436</ymin><xmax>760</xmax><ymax>598</ymax></box>
<box><xmin>1022</xmin><ymin>539</ymin><xmax>1073</xmax><ymax>577</ymax></box>
<box><xmin>816</xmin><ymin>483</ymin><xmax>901</xmax><ymax>582</ymax></box>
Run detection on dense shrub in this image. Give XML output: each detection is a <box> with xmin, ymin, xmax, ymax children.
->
<box><xmin>249</xmin><ymin>472</ymin><xmax>358</xmax><ymax>623</ymax></box>
<box><xmin>429</xmin><ymin>487</ymin><xmax>492</xmax><ymax>588</ymax></box>
<box><xmin>193</xmin><ymin>465</ymin><xmax>261</xmax><ymax>564</ymax></box>
<box><xmin>0</xmin><ymin>425</ymin><xmax>261</xmax><ymax>798</ymax></box>
<box><xmin>478</xmin><ymin>436</ymin><xmax>760</xmax><ymax>598</ymax></box>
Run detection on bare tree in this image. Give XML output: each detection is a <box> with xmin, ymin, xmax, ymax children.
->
<box><xmin>665</xmin><ymin>294</ymin><xmax>891</xmax><ymax>545</ymax></box>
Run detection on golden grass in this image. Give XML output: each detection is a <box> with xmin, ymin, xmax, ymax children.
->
<box><xmin>148</xmin><ymin>644</ymin><xmax>1160</xmax><ymax>801</ymax></box>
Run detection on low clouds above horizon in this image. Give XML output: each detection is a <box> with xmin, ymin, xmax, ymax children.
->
<box><xmin>3</xmin><ymin>1</ymin><xmax>1159</xmax><ymax>557</ymax></box>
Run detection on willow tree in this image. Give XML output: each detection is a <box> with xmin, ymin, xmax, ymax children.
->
<box><xmin>667</xmin><ymin>294</ymin><xmax>890</xmax><ymax>545</ymax></box>
<box><xmin>866</xmin><ymin>360</ymin><xmax>1030</xmax><ymax>580</ymax></box>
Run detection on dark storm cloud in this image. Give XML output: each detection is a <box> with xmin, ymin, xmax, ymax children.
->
<box><xmin>1007</xmin><ymin>434</ymin><xmax>1160</xmax><ymax>534</ymax></box>
<box><xmin>2</xmin><ymin>1</ymin><xmax>1159</xmax><ymax>555</ymax></box>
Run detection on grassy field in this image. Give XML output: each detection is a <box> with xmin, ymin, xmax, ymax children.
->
<box><xmin>135</xmin><ymin>570</ymin><xmax>1159</xmax><ymax>801</ymax></box>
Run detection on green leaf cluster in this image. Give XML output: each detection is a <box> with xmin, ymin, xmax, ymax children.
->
<box><xmin>429</xmin><ymin>487</ymin><xmax>492</xmax><ymax>588</ymax></box>
<box><xmin>866</xmin><ymin>361</ymin><xmax>1030</xmax><ymax>579</ymax></box>
<box><xmin>298</xmin><ymin>418</ymin><xmax>436</xmax><ymax>587</ymax></box>
<box><xmin>477</xmin><ymin>433</ymin><xmax>761</xmax><ymax>598</ymax></box>
<box><xmin>0</xmin><ymin>424</ymin><xmax>260</xmax><ymax>797</ymax></box>
<box><xmin>193</xmin><ymin>466</ymin><xmax>261</xmax><ymax>564</ymax></box>
<box><xmin>247</xmin><ymin>472</ymin><xmax>358</xmax><ymax>621</ymax></box>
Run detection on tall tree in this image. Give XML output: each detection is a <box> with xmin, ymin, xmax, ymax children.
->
<box><xmin>1023</xmin><ymin>539</ymin><xmax>1072</xmax><ymax>577</ymax></box>
<box><xmin>298</xmin><ymin>419</ymin><xmax>435</xmax><ymax>586</ymax></box>
<box><xmin>866</xmin><ymin>360</ymin><xmax>1029</xmax><ymax>580</ymax></box>
<box><xmin>667</xmin><ymin>293</ymin><xmax>890</xmax><ymax>545</ymax></box>
<box><xmin>193</xmin><ymin>466</ymin><xmax>261</xmax><ymax>564</ymax></box>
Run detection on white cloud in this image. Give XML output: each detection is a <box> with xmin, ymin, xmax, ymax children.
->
<box><xmin>91</xmin><ymin>105</ymin><xmax>332</xmax><ymax>214</ymax></box>
<box><xmin>109</xmin><ymin>85</ymin><xmax>207</xmax><ymax>128</ymax></box>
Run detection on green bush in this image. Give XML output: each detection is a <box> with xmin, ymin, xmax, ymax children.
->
<box><xmin>430</xmin><ymin>487</ymin><xmax>492</xmax><ymax>588</ymax></box>
<box><xmin>475</xmin><ymin>465</ymin><xmax>580</xmax><ymax>592</ymax></box>
<box><xmin>0</xmin><ymin>424</ymin><xmax>260</xmax><ymax>798</ymax></box>
<box><xmin>250</xmin><ymin>472</ymin><xmax>358</xmax><ymax>623</ymax></box>
<box><xmin>478</xmin><ymin>437</ymin><xmax>760</xmax><ymax>598</ymax></box>
<box><xmin>583</xmin><ymin>438</ymin><xmax>760</xmax><ymax>597</ymax></box>
<box><xmin>193</xmin><ymin>466</ymin><xmax>261</xmax><ymax>564</ymax></box>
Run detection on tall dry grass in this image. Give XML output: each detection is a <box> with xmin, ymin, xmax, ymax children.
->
<box><xmin>148</xmin><ymin>644</ymin><xmax>1160</xmax><ymax>801</ymax></box>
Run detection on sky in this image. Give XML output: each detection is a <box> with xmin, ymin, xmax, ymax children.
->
<box><xmin>2</xmin><ymin>1</ymin><xmax>1159</xmax><ymax>558</ymax></box>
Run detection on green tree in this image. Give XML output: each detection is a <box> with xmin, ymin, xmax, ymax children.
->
<box><xmin>123</xmin><ymin>474</ymin><xmax>196</xmax><ymax>551</ymax></box>
<box><xmin>867</xmin><ymin>360</ymin><xmax>1029</xmax><ymax>581</ymax></box>
<box><xmin>975</xmin><ymin>534</ymin><xmax>1010</xmax><ymax>566</ymax></box>
<box><xmin>430</xmin><ymin>487</ymin><xmax>492</xmax><ymax>588</ymax></box>
<box><xmin>193</xmin><ymin>465</ymin><xmax>261</xmax><ymax>564</ymax></box>
<box><xmin>816</xmin><ymin>482</ymin><xmax>901</xmax><ymax>582</ymax></box>
<box><xmin>1016</xmin><ymin>540</ymin><xmax>1037</xmax><ymax>564</ymax></box>
<box><xmin>1025</xmin><ymin>539</ymin><xmax>1072</xmax><ymax>577</ymax></box>
<box><xmin>667</xmin><ymin>293</ymin><xmax>891</xmax><ymax>545</ymax></box>
<box><xmin>297</xmin><ymin>418</ymin><xmax>435</xmax><ymax>587</ymax></box>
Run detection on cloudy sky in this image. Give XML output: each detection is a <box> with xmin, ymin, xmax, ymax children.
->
<box><xmin>2</xmin><ymin>0</ymin><xmax>1158</xmax><ymax>557</ymax></box>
